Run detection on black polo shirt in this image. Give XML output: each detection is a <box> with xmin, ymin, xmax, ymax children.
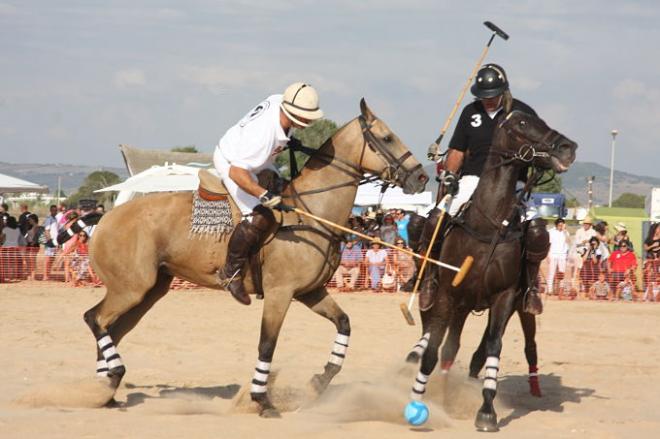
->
<box><xmin>448</xmin><ymin>98</ymin><xmax>537</xmax><ymax>178</ymax></box>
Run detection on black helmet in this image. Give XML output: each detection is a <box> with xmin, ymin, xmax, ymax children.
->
<box><xmin>471</xmin><ymin>64</ymin><xmax>509</xmax><ymax>99</ymax></box>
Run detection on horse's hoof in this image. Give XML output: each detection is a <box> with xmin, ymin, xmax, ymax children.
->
<box><xmin>104</xmin><ymin>398</ymin><xmax>123</xmax><ymax>408</ymax></box>
<box><xmin>260</xmin><ymin>407</ymin><xmax>281</xmax><ymax>418</ymax></box>
<box><xmin>107</xmin><ymin>365</ymin><xmax>126</xmax><ymax>388</ymax></box>
<box><xmin>405</xmin><ymin>351</ymin><xmax>420</xmax><ymax>364</ymax></box>
<box><xmin>475</xmin><ymin>410</ymin><xmax>499</xmax><ymax>432</ymax></box>
<box><xmin>310</xmin><ymin>374</ymin><xmax>327</xmax><ymax>394</ymax></box>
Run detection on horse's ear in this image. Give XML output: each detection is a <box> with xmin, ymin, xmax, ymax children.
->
<box><xmin>360</xmin><ymin>98</ymin><xmax>376</xmax><ymax>122</ymax></box>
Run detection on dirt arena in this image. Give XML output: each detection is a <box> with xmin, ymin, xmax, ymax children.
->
<box><xmin>1</xmin><ymin>283</ymin><xmax>658</xmax><ymax>438</ymax></box>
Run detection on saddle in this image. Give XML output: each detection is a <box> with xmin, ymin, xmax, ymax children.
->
<box><xmin>197</xmin><ymin>169</ymin><xmax>230</xmax><ymax>201</ymax></box>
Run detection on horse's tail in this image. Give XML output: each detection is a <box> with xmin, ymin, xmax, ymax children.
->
<box><xmin>55</xmin><ymin>212</ymin><xmax>104</xmax><ymax>245</ymax></box>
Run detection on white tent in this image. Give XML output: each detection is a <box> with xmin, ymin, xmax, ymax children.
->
<box><xmin>95</xmin><ymin>163</ymin><xmax>206</xmax><ymax>206</ymax></box>
<box><xmin>0</xmin><ymin>172</ymin><xmax>49</xmax><ymax>194</ymax></box>
<box><xmin>354</xmin><ymin>182</ymin><xmax>433</xmax><ymax>212</ymax></box>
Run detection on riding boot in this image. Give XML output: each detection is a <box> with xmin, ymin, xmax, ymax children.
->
<box><xmin>523</xmin><ymin>260</ymin><xmax>543</xmax><ymax>315</ymax></box>
<box><xmin>218</xmin><ymin>206</ymin><xmax>275</xmax><ymax>305</ymax></box>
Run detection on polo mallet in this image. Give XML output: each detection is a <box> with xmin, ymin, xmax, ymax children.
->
<box><xmin>427</xmin><ymin>21</ymin><xmax>510</xmax><ymax>162</ymax></box>
<box><xmin>289</xmin><ymin>207</ymin><xmax>473</xmax><ymax>281</ymax></box>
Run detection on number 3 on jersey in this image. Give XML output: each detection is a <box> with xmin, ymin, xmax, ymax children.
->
<box><xmin>470</xmin><ymin>114</ymin><xmax>482</xmax><ymax>127</ymax></box>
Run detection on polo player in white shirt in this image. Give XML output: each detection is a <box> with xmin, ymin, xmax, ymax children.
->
<box><xmin>214</xmin><ymin>82</ymin><xmax>323</xmax><ymax>305</ymax></box>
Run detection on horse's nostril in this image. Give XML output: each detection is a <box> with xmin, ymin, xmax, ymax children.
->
<box><xmin>418</xmin><ymin>174</ymin><xmax>428</xmax><ymax>182</ymax></box>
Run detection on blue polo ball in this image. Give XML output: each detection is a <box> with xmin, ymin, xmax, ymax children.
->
<box><xmin>404</xmin><ymin>400</ymin><xmax>429</xmax><ymax>426</ymax></box>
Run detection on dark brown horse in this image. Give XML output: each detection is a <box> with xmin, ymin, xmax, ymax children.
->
<box><xmin>406</xmin><ymin>110</ymin><xmax>576</xmax><ymax>432</ymax></box>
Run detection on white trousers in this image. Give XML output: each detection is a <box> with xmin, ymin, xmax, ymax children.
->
<box><xmin>213</xmin><ymin>147</ymin><xmax>262</xmax><ymax>215</ymax></box>
<box><xmin>547</xmin><ymin>255</ymin><xmax>567</xmax><ymax>293</ymax></box>
<box><xmin>448</xmin><ymin>175</ymin><xmax>480</xmax><ymax>216</ymax></box>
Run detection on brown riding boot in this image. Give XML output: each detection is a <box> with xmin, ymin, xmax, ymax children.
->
<box><xmin>218</xmin><ymin>206</ymin><xmax>275</xmax><ymax>306</ymax></box>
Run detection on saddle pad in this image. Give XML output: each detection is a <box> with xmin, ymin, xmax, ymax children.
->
<box><xmin>189</xmin><ymin>191</ymin><xmax>234</xmax><ymax>239</ymax></box>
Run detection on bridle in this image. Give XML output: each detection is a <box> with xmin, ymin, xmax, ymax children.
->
<box><xmin>490</xmin><ymin>111</ymin><xmax>564</xmax><ymax>168</ymax></box>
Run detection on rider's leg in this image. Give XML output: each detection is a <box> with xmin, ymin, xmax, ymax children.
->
<box><xmin>523</xmin><ymin>218</ymin><xmax>550</xmax><ymax>315</ymax></box>
<box><xmin>219</xmin><ymin>205</ymin><xmax>275</xmax><ymax>305</ymax></box>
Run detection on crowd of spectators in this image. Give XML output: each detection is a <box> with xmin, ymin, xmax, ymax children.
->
<box><xmin>0</xmin><ymin>201</ymin><xmax>102</xmax><ymax>286</ymax></box>
<box><xmin>545</xmin><ymin>216</ymin><xmax>659</xmax><ymax>302</ymax></box>
<box><xmin>2</xmin><ymin>199</ymin><xmax>659</xmax><ymax>302</ymax></box>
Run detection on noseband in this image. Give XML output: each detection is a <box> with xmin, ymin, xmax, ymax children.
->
<box><xmin>492</xmin><ymin>112</ymin><xmax>564</xmax><ymax>166</ymax></box>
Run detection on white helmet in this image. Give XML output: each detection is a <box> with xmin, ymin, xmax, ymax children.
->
<box><xmin>280</xmin><ymin>82</ymin><xmax>323</xmax><ymax>127</ymax></box>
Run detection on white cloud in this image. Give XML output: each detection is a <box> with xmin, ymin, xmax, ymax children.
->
<box><xmin>0</xmin><ymin>2</ymin><xmax>17</xmax><ymax>15</ymax></box>
<box><xmin>613</xmin><ymin>79</ymin><xmax>649</xmax><ymax>100</ymax></box>
<box><xmin>114</xmin><ymin>69</ymin><xmax>146</xmax><ymax>89</ymax></box>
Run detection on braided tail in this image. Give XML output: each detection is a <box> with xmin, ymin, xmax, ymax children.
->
<box><xmin>55</xmin><ymin>212</ymin><xmax>104</xmax><ymax>245</ymax></box>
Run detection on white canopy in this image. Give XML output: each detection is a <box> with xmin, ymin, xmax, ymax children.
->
<box><xmin>354</xmin><ymin>182</ymin><xmax>433</xmax><ymax>211</ymax></box>
<box><xmin>95</xmin><ymin>163</ymin><xmax>205</xmax><ymax>206</ymax></box>
<box><xmin>0</xmin><ymin>172</ymin><xmax>49</xmax><ymax>194</ymax></box>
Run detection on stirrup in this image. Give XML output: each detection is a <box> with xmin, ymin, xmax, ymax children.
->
<box><xmin>218</xmin><ymin>268</ymin><xmax>240</xmax><ymax>288</ymax></box>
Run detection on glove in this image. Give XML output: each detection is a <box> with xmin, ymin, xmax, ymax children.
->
<box><xmin>259</xmin><ymin>190</ymin><xmax>283</xmax><ymax>209</ymax></box>
<box><xmin>427</xmin><ymin>142</ymin><xmax>442</xmax><ymax>162</ymax></box>
<box><xmin>440</xmin><ymin>171</ymin><xmax>459</xmax><ymax>196</ymax></box>
<box><xmin>274</xmin><ymin>203</ymin><xmax>294</xmax><ymax>213</ymax></box>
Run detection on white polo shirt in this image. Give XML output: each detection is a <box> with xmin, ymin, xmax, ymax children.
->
<box><xmin>217</xmin><ymin>94</ymin><xmax>290</xmax><ymax>172</ymax></box>
<box><xmin>548</xmin><ymin>227</ymin><xmax>570</xmax><ymax>256</ymax></box>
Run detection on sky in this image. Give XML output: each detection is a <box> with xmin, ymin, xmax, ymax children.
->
<box><xmin>1</xmin><ymin>0</ymin><xmax>659</xmax><ymax>176</ymax></box>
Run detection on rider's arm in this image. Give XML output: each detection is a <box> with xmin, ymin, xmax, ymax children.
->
<box><xmin>445</xmin><ymin>149</ymin><xmax>465</xmax><ymax>174</ymax></box>
<box><xmin>229</xmin><ymin>165</ymin><xmax>267</xmax><ymax>198</ymax></box>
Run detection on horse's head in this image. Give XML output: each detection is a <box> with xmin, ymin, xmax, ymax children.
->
<box><xmin>356</xmin><ymin>99</ymin><xmax>429</xmax><ymax>194</ymax></box>
<box><xmin>494</xmin><ymin>110</ymin><xmax>577</xmax><ymax>173</ymax></box>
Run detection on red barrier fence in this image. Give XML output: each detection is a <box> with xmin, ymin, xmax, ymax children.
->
<box><xmin>1</xmin><ymin>247</ymin><xmax>658</xmax><ymax>302</ymax></box>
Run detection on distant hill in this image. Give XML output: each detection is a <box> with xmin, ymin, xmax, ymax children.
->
<box><xmin>422</xmin><ymin>161</ymin><xmax>659</xmax><ymax>206</ymax></box>
<box><xmin>0</xmin><ymin>162</ymin><xmax>128</xmax><ymax>196</ymax></box>
<box><xmin>2</xmin><ymin>160</ymin><xmax>657</xmax><ymax>207</ymax></box>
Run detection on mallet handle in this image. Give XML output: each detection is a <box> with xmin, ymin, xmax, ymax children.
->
<box><xmin>291</xmin><ymin>207</ymin><xmax>459</xmax><ymax>272</ymax></box>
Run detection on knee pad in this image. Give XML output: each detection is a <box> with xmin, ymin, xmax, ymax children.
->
<box><xmin>525</xmin><ymin>218</ymin><xmax>550</xmax><ymax>263</ymax></box>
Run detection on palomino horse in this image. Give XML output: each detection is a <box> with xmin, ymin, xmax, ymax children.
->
<box><xmin>406</xmin><ymin>110</ymin><xmax>576</xmax><ymax>432</ymax></box>
<box><xmin>76</xmin><ymin>100</ymin><xmax>428</xmax><ymax>417</ymax></box>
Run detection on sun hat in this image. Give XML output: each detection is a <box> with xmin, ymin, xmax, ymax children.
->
<box><xmin>581</xmin><ymin>216</ymin><xmax>593</xmax><ymax>225</ymax></box>
<box><xmin>615</xmin><ymin>222</ymin><xmax>627</xmax><ymax>232</ymax></box>
<box><xmin>280</xmin><ymin>82</ymin><xmax>323</xmax><ymax>127</ymax></box>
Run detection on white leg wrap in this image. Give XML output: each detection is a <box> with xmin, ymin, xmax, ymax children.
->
<box><xmin>96</xmin><ymin>359</ymin><xmax>109</xmax><ymax>377</ymax></box>
<box><xmin>410</xmin><ymin>371</ymin><xmax>429</xmax><ymax>400</ymax></box>
<box><xmin>251</xmin><ymin>360</ymin><xmax>271</xmax><ymax>394</ymax></box>
<box><xmin>483</xmin><ymin>356</ymin><xmax>499</xmax><ymax>391</ymax></box>
<box><xmin>412</xmin><ymin>332</ymin><xmax>430</xmax><ymax>356</ymax></box>
<box><xmin>329</xmin><ymin>333</ymin><xmax>349</xmax><ymax>367</ymax></box>
<box><xmin>97</xmin><ymin>334</ymin><xmax>124</xmax><ymax>369</ymax></box>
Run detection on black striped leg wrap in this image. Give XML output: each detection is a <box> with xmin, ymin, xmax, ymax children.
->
<box><xmin>96</xmin><ymin>360</ymin><xmax>109</xmax><ymax>377</ymax></box>
<box><xmin>410</xmin><ymin>371</ymin><xmax>429</xmax><ymax>401</ymax></box>
<box><xmin>483</xmin><ymin>356</ymin><xmax>499</xmax><ymax>391</ymax></box>
<box><xmin>251</xmin><ymin>360</ymin><xmax>271</xmax><ymax>394</ymax></box>
<box><xmin>411</xmin><ymin>332</ymin><xmax>430</xmax><ymax>356</ymax></box>
<box><xmin>328</xmin><ymin>333</ymin><xmax>349</xmax><ymax>367</ymax></box>
<box><xmin>96</xmin><ymin>333</ymin><xmax>123</xmax><ymax>371</ymax></box>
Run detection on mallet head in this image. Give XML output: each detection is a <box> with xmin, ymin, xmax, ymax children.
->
<box><xmin>484</xmin><ymin>21</ymin><xmax>509</xmax><ymax>40</ymax></box>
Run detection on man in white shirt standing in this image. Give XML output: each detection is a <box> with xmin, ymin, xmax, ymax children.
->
<box><xmin>547</xmin><ymin>218</ymin><xmax>570</xmax><ymax>295</ymax></box>
<box><xmin>214</xmin><ymin>82</ymin><xmax>323</xmax><ymax>305</ymax></box>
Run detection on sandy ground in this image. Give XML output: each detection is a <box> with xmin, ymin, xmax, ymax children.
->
<box><xmin>1</xmin><ymin>283</ymin><xmax>659</xmax><ymax>439</ymax></box>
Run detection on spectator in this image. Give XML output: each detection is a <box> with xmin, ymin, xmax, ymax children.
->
<box><xmin>589</xmin><ymin>271</ymin><xmax>611</xmax><ymax>300</ymax></box>
<box><xmin>17</xmin><ymin>204</ymin><xmax>31</xmax><ymax>235</ymax></box>
<box><xmin>23</xmin><ymin>214</ymin><xmax>42</xmax><ymax>281</ymax></box>
<box><xmin>60</xmin><ymin>211</ymin><xmax>80</xmax><ymax>283</ymax></box>
<box><xmin>69</xmin><ymin>231</ymin><xmax>97</xmax><ymax>286</ymax></box>
<box><xmin>580</xmin><ymin>237</ymin><xmax>604</xmax><ymax>292</ymax></box>
<box><xmin>613</xmin><ymin>222</ymin><xmax>633</xmax><ymax>251</ymax></box>
<box><xmin>379</xmin><ymin>214</ymin><xmax>399</xmax><ymax>245</ymax></box>
<box><xmin>608</xmin><ymin>241</ymin><xmax>637</xmax><ymax>289</ymax></box>
<box><xmin>594</xmin><ymin>221</ymin><xmax>611</xmax><ymax>260</ymax></box>
<box><xmin>395</xmin><ymin>210</ymin><xmax>410</xmax><ymax>246</ymax></box>
<box><xmin>0</xmin><ymin>203</ymin><xmax>9</xmax><ymax>225</ymax></box>
<box><xmin>43</xmin><ymin>205</ymin><xmax>60</xmax><ymax>281</ymax></box>
<box><xmin>392</xmin><ymin>238</ymin><xmax>414</xmax><ymax>289</ymax></box>
<box><xmin>96</xmin><ymin>204</ymin><xmax>105</xmax><ymax>214</ymax></box>
<box><xmin>333</xmin><ymin>238</ymin><xmax>362</xmax><ymax>291</ymax></box>
<box><xmin>1</xmin><ymin>216</ymin><xmax>26</xmax><ymax>281</ymax></box>
<box><xmin>643</xmin><ymin>223</ymin><xmax>660</xmax><ymax>292</ymax></box>
<box><xmin>573</xmin><ymin>216</ymin><xmax>598</xmax><ymax>284</ymax></box>
<box><xmin>615</xmin><ymin>269</ymin><xmax>636</xmax><ymax>301</ymax></box>
<box><xmin>365</xmin><ymin>240</ymin><xmax>388</xmax><ymax>291</ymax></box>
<box><xmin>547</xmin><ymin>218</ymin><xmax>570</xmax><ymax>295</ymax></box>
<box><xmin>643</xmin><ymin>270</ymin><xmax>658</xmax><ymax>302</ymax></box>
<box><xmin>56</xmin><ymin>203</ymin><xmax>67</xmax><ymax>223</ymax></box>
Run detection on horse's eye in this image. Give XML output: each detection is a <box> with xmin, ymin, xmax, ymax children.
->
<box><xmin>519</xmin><ymin>120</ymin><xmax>527</xmax><ymax>127</ymax></box>
<box><xmin>383</xmin><ymin>135</ymin><xmax>393</xmax><ymax>143</ymax></box>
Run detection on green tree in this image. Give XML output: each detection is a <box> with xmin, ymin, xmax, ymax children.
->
<box><xmin>566</xmin><ymin>197</ymin><xmax>580</xmax><ymax>208</ymax></box>
<box><xmin>171</xmin><ymin>145</ymin><xmax>198</xmax><ymax>153</ymax></box>
<box><xmin>612</xmin><ymin>192</ymin><xmax>645</xmax><ymax>208</ymax></box>
<box><xmin>274</xmin><ymin>118</ymin><xmax>339</xmax><ymax>178</ymax></box>
<box><xmin>532</xmin><ymin>170</ymin><xmax>562</xmax><ymax>193</ymax></box>
<box><xmin>66</xmin><ymin>171</ymin><xmax>122</xmax><ymax>207</ymax></box>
